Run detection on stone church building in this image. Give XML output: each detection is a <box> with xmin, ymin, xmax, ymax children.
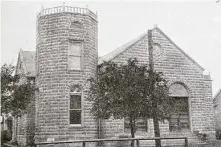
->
<box><xmin>13</xmin><ymin>5</ymin><xmax>215</xmax><ymax>146</ymax></box>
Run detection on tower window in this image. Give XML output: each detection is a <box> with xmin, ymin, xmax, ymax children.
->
<box><xmin>69</xmin><ymin>85</ymin><xmax>82</xmax><ymax>125</ymax></box>
<box><xmin>70</xmin><ymin>21</ymin><xmax>83</xmax><ymax>29</ymax></box>
<box><xmin>68</xmin><ymin>42</ymin><xmax>82</xmax><ymax>70</ymax></box>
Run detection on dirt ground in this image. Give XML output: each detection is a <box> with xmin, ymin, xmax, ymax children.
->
<box><xmin>188</xmin><ymin>140</ymin><xmax>221</xmax><ymax>147</ymax></box>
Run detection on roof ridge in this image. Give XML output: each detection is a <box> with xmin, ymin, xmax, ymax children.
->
<box><xmin>21</xmin><ymin>50</ymin><xmax>34</xmax><ymax>53</ymax></box>
<box><xmin>15</xmin><ymin>52</ymin><xmax>21</xmax><ymax>76</ymax></box>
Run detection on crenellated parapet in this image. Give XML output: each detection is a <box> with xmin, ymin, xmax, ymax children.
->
<box><xmin>37</xmin><ymin>5</ymin><xmax>97</xmax><ymax>21</ymax></box>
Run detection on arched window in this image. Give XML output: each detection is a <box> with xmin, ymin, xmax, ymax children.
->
<box><xmin>69</xmin><ymin>84</ymin><xmax>82</xmax><ymax>126</ymax></box>
<box><xmin>169</xmin><ymin>83</ymin><xmax>190</xmax><ymax>132</ymax></box>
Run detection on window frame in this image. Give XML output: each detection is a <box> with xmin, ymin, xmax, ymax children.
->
<box><xmin>69</xmin><ymin>90</ymin><xmax>83</xmax><ymax>127</ymax></box>
<box><xmin>68</xmin><ymin>41</ymin><xmax>83</xmax><ymax>71</ymax></box>
<box><xmin>168</xmin><ymin>82</ymin><xmax>192</xmax><ymax>132</ymax></box>
<box><xmin>123</xmin><ymin>117</ymin><xmax>149</xmax><ymax>133</ymax></box>
<box><xmin>169</xmin><ymin>96</ymin><xmax>190</xmax><ymax>132</ymax></box>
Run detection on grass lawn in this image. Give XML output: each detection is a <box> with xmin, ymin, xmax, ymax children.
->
<box><xmin>188</xmin><ymin>140</ymin><xmax>221</xmax><ymax>147</ymax></box>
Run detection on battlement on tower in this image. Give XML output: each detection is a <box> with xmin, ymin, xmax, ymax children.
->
<box><xmin>37</xmin><ymin>5</ymin><xmax>97</xmax><ymax>21</ymax></box>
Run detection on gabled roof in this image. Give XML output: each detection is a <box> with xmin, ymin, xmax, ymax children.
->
<box><xmin>16</xmin><ymin>50</ymin><xmax>35</xmax><ymax>77</ymax></box>
<box><xmin>98</xmin><ymin>32</ymin><xmax>147</xmax><ymax>65</ymax></box>
<box><xmin>98</xmin><ymin>27</ymin><xmax>204</xmax><ymax>71</ymax></box>
<box><xmin>214</xmin><ymin>88</ymin><xmax>221</xmax><ymax>105</ymax></box>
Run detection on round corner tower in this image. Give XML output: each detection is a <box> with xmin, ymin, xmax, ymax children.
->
<box><xmin>35</xmin><ymin>6</ymin><xmax>98</xmax><ymax>143</ymax></box>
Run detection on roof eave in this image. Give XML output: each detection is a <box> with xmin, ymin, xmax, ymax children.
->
<box><xmin>213</xmin><ymin>88</ymin><xmax>221</xmax><ymax>104</ymax></box>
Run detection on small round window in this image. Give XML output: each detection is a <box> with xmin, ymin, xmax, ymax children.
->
<box><xmin>153</xmin><ymin>43</ymin><xmax>163</xmax><ymax>58</ymax></box>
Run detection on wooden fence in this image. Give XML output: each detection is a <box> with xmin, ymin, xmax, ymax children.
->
<box><xmin>35</xmin><ymin>136</ymin><xmax>188</xmax><ymax>147</ymax></box>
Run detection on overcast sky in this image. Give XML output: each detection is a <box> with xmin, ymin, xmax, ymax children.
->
<box><xmin>1</xmin><ymin>0</ymin><xmax>221</xmax><ymax>95</ymax></box>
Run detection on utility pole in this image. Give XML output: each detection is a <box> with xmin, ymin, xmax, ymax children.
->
<box><xmin>97</xmin><ymin>65</ymin><xmax>103</xmax><ymax>147</ymax></box>
<box><xmin>148</xmin><ymin>29</ymin><xmax>161</xmax><ymax>147</ymax></box>
<box><xmin>0</xmin><ymin>105</ymin><xmax>2</xmax><ymax>146</ymax></box>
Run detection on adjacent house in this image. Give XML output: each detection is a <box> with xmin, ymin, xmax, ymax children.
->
<box><xmin>214</xmin><ymin>88</ymin><xmax>221</xmax><ymax>139</ymax></box>
<box><xmin>12</xmin><ymin>51</ymin><xmax>35</xmax><ymax>145</ymax></box>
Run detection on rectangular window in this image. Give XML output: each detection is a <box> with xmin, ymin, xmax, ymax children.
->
<box><xmin>169</xmin><ymin>97</ymin><xmax>189</xmax><ymax>132</ymax></box>
<box><xmin>124</xmin><ymin>117</ymin><xmax>148</xmax><ymax>132</ymax></box>
<box><xmin>68</xmin><ymin>42</ymin><xmax>82</xmax><ymax>70</ymax></box>
<box><xmin>70</xmin><ymin>94</ymin><xmax>82</xmax><ymax>125</ymax></box>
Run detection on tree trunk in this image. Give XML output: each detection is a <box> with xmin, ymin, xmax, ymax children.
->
<box><xmin>130</xmin><ymin>117</ymin><xmax>136</xmax><ymax>147</ymax></box>
<box><xmin>97</xmin><ymin>118</ymin><xmax>103</xmax><ymax>147</ymax></box>
<box><xmin>11</xmin><ymin>116</ymin><xmax>18</xmax><ymax>143</ymax></box>
<box><xmin>15</xmin><ymin>116</ymin><xmax>18</xmax><ymax>143</ymax></box>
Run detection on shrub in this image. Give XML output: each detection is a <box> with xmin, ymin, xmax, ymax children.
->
<box><xmin>216</xmin><ymin>131</ymin><xmax>221</xmax><ymax>140</ymax></box>
<box><xmin>1</xmin><ymin>130</ymin><xmax>12</xmax><ymax>144</ymax></box>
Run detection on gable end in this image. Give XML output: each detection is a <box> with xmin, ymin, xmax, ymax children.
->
<box><xmin>155</xmin><ymin>27</ymin><xmax>204</xmax><ymax>71</ymax></box>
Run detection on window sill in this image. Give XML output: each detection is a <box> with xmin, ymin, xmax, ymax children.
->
<box><xmin>169</xmin><ymin>129</ymin><xmax>191</xmax><ymax>134</ymax></box>
<box><xmin>68</xmin><ymin>69</ymin><xmax>83</xmax><ymax>72</ymax></box>
<box><xmin>69</xmin><ymin>124</ymin><xmax>84</xmax><ymax>128</ymax></box>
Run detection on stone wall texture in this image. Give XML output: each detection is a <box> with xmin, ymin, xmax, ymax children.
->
<box><xmin>101</xmin><ymin>28</ymin><xmax>215</xmax><ymax>142</ymax></box>
<box><xmin>35</xmin><ymin>11</ymin><xmax>98</xmax><ymax>144</ymax></box>
<box><xmin>14</xmin><ymin>7</ymin><xmax>215</xmax><ymax>147</ymax></box>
